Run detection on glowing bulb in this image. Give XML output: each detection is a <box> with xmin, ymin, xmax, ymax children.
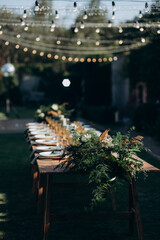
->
<box><xmin>140</xmin><ymin>27</ymin><xmax>144</xmax><ymax>32</ymax></box>
<box><xmin>157</xmin><ymin>29</ymin><xmax>160</xmax><ymax>34</ymax></box>
<box><xmin>47</xmin><ymin>53</ymin><xmax>52</xmax><ymax>58</ymax></box>
<box><xmin>20</xmin><ymin>18</ymin><xmax>25</xmax><ymax>26</ymax></box>
<box><xmin>119</xmin><ymin>40</ymin><xmax>123</xmax><ymax>45</ymax></box>
<box><xmin>112</xmin><ymin>11</ymin><xmax>115</xmax><ymax>20</ymax></box>
<box><xmin>113</xmin><ymin>56</ymin><xmax>118</xmax><ymax>61</ymax></box>
<box><xmin>24</xmin><ymin>26</ymin><xmax>28</xmax><ymax>31</ymax></box>
<box><xmin>112</xmin><ymin>1</ymin><xmax>116</xmax><ymax>11</ymax></box>
<box><xmin>80</xmin><ymin>58</ymin><xmax>84</xmax><ymax>62</ymax></box>
<box><xmin>145</xmin><ymin>2</ymin><xmax>149</xmax><ymax>13</ymax></box>
<box><xmin>83</xmin><ymin>11</ymin><xmax>88</xmax><ymax>20</ymax></box>
<box><xmin>50</xmin><ymin>28</ymin><xmax>55</xmax><ymax>32</ymax></box>
<box><xmin>56</xmin><ymin>40</ymin><xmax>61</xmax><ymax>45</ymax></box>
<box><xmin>74</xmin><ymin>27</ymin><xmax>79</xmax><ymax>33</ymax></box>
<box><xmin>77</xmin><ymin>40</ymin><xmax>81</xmax><ymax>45</ymax></box>
<box><xmin>136</xmin><ymin>21</ymin><xmax>140</xmax><ymax>29</ymax></box>
<box><xmin>54</xmin><ymin>55</ymin><xmax>59</xmax><ymax>59</ymax></box>
<box><xmin>68</xmin><ymin>57</ymin><xmax>73</xmax><ymax>62</ymax></box>
<box><xmin>40</xmin><ymin>52</ymin><xmax>44</xmax><ymax>56</ymax></box>
<box><xmin>36</xmin><ymin>36</ymin><xmax>40</xmax><ymax>42</ymax></box>
<box><xmin>141</xmin><ymin>38</ymin><xmax>145</xmax><ymax>43</ymax></box>
<box><xmin>139</xmin><ymin>10</ymin><xmax>142</xmax><ymax>19</ymax></box>
<box><xmin>80</xmin><ymin>21</ymin><xmax>85</xmax><ymax>29</ymax></box>
<box><xmin>95</xmin><ymin>41</ymin><xmax>100</xmax><ymax>46</ymax></box>
<box><xmin>108</xmin><ymin>21</ymin><xmax>112</xmax><ymax>28</ymax></box>
<box><xmin>109</xmin><ymin>57</ymin><xmax>113</xmax><ymax>62</ymax></box>
<box><xmin>23</xmin><ymin>9</ymin><xmax>27</xmax><ymax>18</ymax></box>
<box><xmin>73</xmin><ymin>2</ymin><xmax>77</xmax><ymax>12</ymax></box>
<box><xmin>92</xmin><ymin>58</ymin><xmax>96</xmax><ymax>63</ymax></box>
<box><xmin>5</xmin><ymin>41</ymin><xmax>9</xmax><ymax>46</ymax></box>
<box><xmin>96</xmin><ymin>28</ymin><xmax>100</xmax><ymax>33</ymax></box>
<box><xmin>32</xmin><ymin>50</ymin><xmax>37</xmax><ymax>54</ymax></box>
<box><xmin>103</xmin><ymin>58</ymin><xmax>107</xmax><ymax>62</ymax></box>
<box><xmin>35</xmin><ymin>1</ymin><xmax>39</xmax><ymax>12</ymax></box>
<box><xmin>62</xmin><ymin>79</ymin><xmax>71</xmax><ymax>87</ymax></box>
<box><xmin>119</xmin><ymin>27</ymin><xmax>123</xmax><ymax>33</ymax></box>
<box><xmin>98</xmin><ymin>58</ymin><xmax>102</xmax><ymax>62</ymax></box>
<box><xmin>62</xmin><ymin>56</ymin><xmax>66</xmax><ymax>60</ymax></box>
<box><xmin>15</xmin><ymin>45</ymin><xmax>20</xmax><ymax>49</ymax></box>
<box><xmin>87</xmin><ymin>58</ymin><xmax>91</xmax><ymax>62</ymax></box>
<box><xmin>17</xmin><ymin>34</ymin><xmax>21</xmax><ymax>39</ymax></box>
<box><xmin>55</xmin><ymin>10</ymin><xmax>59</xmax><ymax>19</ymax></box>
<box><xmin>24</xmin><ymin>47</ymin><xmax>28</xmax><ymax>52</ymax></box>
<box><xmin>0</xmin><ymin>31</ymin><xmax>3</xmax><ymax>35</ymax></box>
<box><xmin>74</xmin><ymin>57</ymin><xmax>79</xmax><ymax>62</ymax></box>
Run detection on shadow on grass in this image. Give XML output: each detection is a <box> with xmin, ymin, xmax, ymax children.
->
<box><xmin>0</xmin><ymin>134</ymin><xmax>160</xmax><ymax>240</ymax></box>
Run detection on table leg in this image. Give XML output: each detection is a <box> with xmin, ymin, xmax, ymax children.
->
<box><xmin>37</xmin><ymin>172</ymin><xmax>43</xmax><ymax>214</ymax></box>
<box><xmin>32</xmin><ymin>165</ymin><xmax>38</xmax><ymax>196</ymax></box>
<box><xmin>43</xmin><ymin>174</ymin><xmax>52</xmax><ymax>240</ymax></box>
<box><xmin>131</xmin><ymin>177</ymin><xmax>144</xmax><ymax>240</ymax></box>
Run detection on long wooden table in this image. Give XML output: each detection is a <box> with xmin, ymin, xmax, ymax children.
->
<box><xmin>27</xmin><ymin>126</ymin><xmax>160</xmax><ymax>240</ymax></box>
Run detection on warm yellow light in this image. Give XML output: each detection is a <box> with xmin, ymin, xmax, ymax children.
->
<box><xmin>103</xmin><ymin>57</ymin><xmax>107</xmax><ymax>62</ymax></box>
<box><xmin>77</xmin><ymin>40</ymin><xmax>81</xmax><ymax>45</ymax></box>
<box><xmin>109</xmin><ymin>57</ymin><xmax>113</xmax><ymax>62</ymax></box>
<box><xmin>47</xmin><ymin>53</ymin><xmax>52</xmax><ymax>58</ymax></box>
<box><xmin>95</xmin><ymin>41</ymin><xmax>100</xmax><ymax>46</ymax></box>
<box><xmin>80</xmin><ymin>58</ymin><xmax>84</xmax><ymax>62</ymax></box>
<box><xmin>40</xmin><ymin>52</ymin><xmax>44</xmax><ymax>56</ymax></box>
<box><xmin>74</xmin><ymin>57</ymin><xmax>79</xmax><ymax>62</ymax></box>
<box><xmin>119</xmin><ymin>40</ymin><xmax>123</xmax><ymax>45</ymax></box>
<box><xmin>113</xmin><ymin>56</ymin><xmax>118</xmax><ymax>61</ymax></box>
<box><xmin>92</xmin><ymin>58</ymin><xmax>96</xmax><ymax>63</ymax></box>
<box><xmin>24</xmin><ymin>26</ymin><xmax>28</xmax><ymax>31</ymax></box>
<box><xmin>98</xmin><ymin>58</ymin><xmax>102</xmax><ymax>62</ymax></box>
<box><xmin>36</xmin><ymin>37</ymin><xmax>40</xmax><ymax>42</ymax></box>
<box><xmin>62</xmin><ymin>56</ymin><xmax>66</xmax><ymax>60</ymax></box>
<box><xmin>15</xmin><ymin>44</ymin><xmax>20</xmax><ymax>49</ymax></box>
<box><xmin>17</xmin><ymin>34</ymin><xmax>21</xmax><ymax>39</ymax></box>
<box><xmin>24</xmin><ymin>47</ymin><xmax>28</xmax><ymax>52</ymax></box>
<box><xmin>57</xmin><ymin>40</ymin><xmax>61</xmax><ymax>45</ymax></box>
<box><xmin>87</xmin><ymin>58</ymin><xmax>91</xmax><ymax>62</ymax></box>
<box><xmin>68</xmin><ymin>57</ymin><xmax>73</xmax><ymax>62</ymax></box>
<box><xmin>0</xmin><ymin>31</ymin><xmax>3</xmax><ymax>35</ymax></box>
<box><xmin>54</xmin><ymin>55</ymin><xmax>59</xmax><ymax>59</ymax></box>
<box><xmin>32</xmin><ymin>50</ymin><xmax>37</xmax><ymax>54</ymax></box>
<box><xmin>5</xmin><ymin>41</ymin><xmax>9</xmax><ymax>46</ymax></box>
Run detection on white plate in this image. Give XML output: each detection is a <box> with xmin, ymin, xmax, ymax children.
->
<box><xmin>39</xmin><ymin>151</ymin><xmax>63</xmax><ymax>157</ymax></box>
<box><xmin>27</xmin><ymin>123</ymin><xmax>42</xmax><ymax>126</ymax></box>
<box><xmin>36</xmin><ymin>139</ymin><xmax>58</xmax><ymax>143</ymax></box>
<box><xmin>36</xmin><ymin>146</ymin><xmax>61</xmax><ymax>151</ymax></box>
<box><xmin>30</xmin><ymin>131</ymin><xmax>51</xmax><ymax>135</ymax></box>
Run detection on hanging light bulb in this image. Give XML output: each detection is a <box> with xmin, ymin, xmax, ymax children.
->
<box><xmin>24</xmin><ymin>26</ymin><xmax>28</xmax><ymax>31</ymax></box>
<box><xmin>157</xmin><ymin>29</ymin><xmax>160</xmax><ymax>34</ymax></box>
<box><xmin>136</xmin><ymin>21</ymin><xmax>140</xmax><ymax>29</ymax></box>
<box><xmin>55</xmin><ymin>10</ymin><xmax>59</xmax><ymax>19</ymax></box>
<box><xmin>113</xmin><ymin>56</ymin><xmax>118</xmax><ymax>61</ymax></box>
<box><xmin>47</xmin><ymin>53</ymin><xmax>52</xmax><ymax>58</ymax></box>
<box><xmin>119</xmin><ymin>40</ymin><xmax>123</xmax><ymax>45</ymax></box>
<box><xmin>83</xmin><ymin>11</ymin><xmax>88</xmax><ymax>20</ymax></box>
<box><xmin>36</xmin><ymin>36</ymin><xmax>40</xmax><ymax>42</ymax></box>
<box><xmin>20</xmin><ymin>18</ymin><xmax>25</xmax><ymax>26</ymax></box>
<box><xmin>98</xmin><ymin>58</ymin><xmax>102</xmax><ymax>63</ymax></box>
<box><xmin>35</xmin><ymin>1</ymin><xmax>39</xmax><ymax>12</ymax></box>
<box><xmin>77</xmin><ymin>40</ymin><xmax>81</xmax><ymax>45</ymax></box>
<box><xmin>56</xmin><ymin>40</ymin><xmax>61</xmax><ymax>45</ymax></box>
<box><xmin>73</xmin><ymin>2</ymin><xmax>77</xmax><ymax>12</ymax></box>
<box><xmin>17</xmin><ymin>34</ymin><xmax>21</xmax><ymax>39</ymax></box>
<box><xmin>23</xmin><ymin>9</ymin><xmax>27</xmax><ymax>18</ymax></box>
<box><xmin>145</xmin><ymin>2</ymin><xmax>149</xmax><ymax>13</ymax></box>
<box><xmin>0</xmin><ymin>30</ymin><xmax>3</xmax><ymax>35</ymax></box>
<box><xmin>24</xmin><ymin>47</ymin><xmax>28</xmax><ymax>52</ymax></box>
<box><xmin>103</xmin><ymin>58</ymin><xmax>107</xmax><ymax>62</ymax></box>
<box><xmin>50</xmin><ymin>20</ymin><xmax>55</xmax><ymax>32</ymax></box>
<box><xmin>108</xmin><ymin>21</ymin><xmax>112</xmax><ymax>28</ymax></box>
<box><xmin>95</xmin><ymin>41</ymin><xmax>100</xmax><ymax>46</ymax></box>
<box><xmin>74</xmin><ymin>27</ymin><xmax>79</xmax><ymax>33</ymax></box>
<box><xmin>62</xmin><ymin>56</ymin><xmax>66</xmax><ymax>61</ymax></box>
<box><xmin>139</xmin><ymin>10</ymin><xmax>143</xmax><ymax>19</ymax></box>
<box><xmin>92</xmin><ymin>58</ymin><xmax>96</xmax><ymax>63</ymax></box>
<box><xmin>5</xmin><ymin>41</ymin><xmax>9</xmax><ymax>46</ymax></box>
<box><xmin>80</xmin><ymin>21</ymin><xmax>85</xmax><ymax>29</ymax></box>
<box><xmin>140</xmin><ymin>27</ymin><xmax>144</xmax><ymax>32</ymax></box>
<box><xmin>32</xmin><ymin>50</ymin><xmax>37</xmax><ymax>54</ymax></box>
<box><xmin>112</xmin><ymin>11</ymin><xmax>115</xmax><ymax>20</ymax></box>
<box><xmin>15</xmin><ymin>45</ymin><xmax>20</xmax><ymax>49</ymax></box>
<box><xmin>95</xmin><ymin>28</ymin><xmax>100</xmax><ymax>33</ymax></box>
<box><xmin>141</xmin><ymin>38</ymin><xmax>145</xmax><ymax>43</ymax></box>
<box><xmin>40</xmin><ymin>52</ymin><xmax>44</xmax><ymax>56</ymax></box>
<box><xmin>68</xmin><ymin>57</ymin><xmax>73</xmax><ymax>62</ymax></box>
<box><xmin>54</xmin><ymin>55</ymin><xmax>59</xmax><ymax>59</ymax></box>
<box><xmin>112</xmin><ymin>1</ymin><xmax>116</xmax><ymax>11</ymax></box>
<box><xmin>119</xmin><ymin>27</ymin><xmax>123</xmax><ymax>33</ymax></box>
<box><xmin>74</xmin><ymin>57</ymin><xmax>79</xmax><ymax>62</ymax></box>
<box><xmin>87</xmin><ymin>58</ymin><xmax>91</xmax><ymax>62</ymax></box>
<box><xmin>80</xmin><ymin>58</ymin><xmax>84</xmax><ymax>62</ymax></box>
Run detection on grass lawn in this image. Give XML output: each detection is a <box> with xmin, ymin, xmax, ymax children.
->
<box><xmin>0</xmin><ymin>134</ymin><xmax>160</xmax><ymax>240</ymax></box>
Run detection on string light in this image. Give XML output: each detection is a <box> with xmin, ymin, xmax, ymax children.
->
<box><xmin>112</xmin><ymin>11</ymin><xmax>115</xmax><ymax>20</ymax></box>
<box><xmin>113</xmin><ymin>56</ymin><xmax>118</xmax><ymax>61</ymax></box>
<box><xmin>54</xmin><ymin>54</ymin><xmax>59</xmax><ymax>59</ymax></box>
<box><xmin>62</xmin><ymin>56</ymin><xmax>66</xmax><ymax>60</ymax></box>
<box><xmin>40</xmin><ymin>52</ymin><xmax>44</xmax><ymax>56</ymax></box>
<box><xmin>56</xmin><ymin>40</ymin><xmax>61</xmax><ymax>45</ymax></box>
<box><xmin>0</xmin><ymin>31</ymin><xmax>3</xmax><ymax>35</ymax></box>
<box><xmin>103</xmin><ymin>58</ymin><xmax>107</xmax><ymax>62</ymax></box>
<box><xmin>47</xmin><ymin>53</ymin><xmax>52</xmax><ymax>58</ymax></box>
<box><xmin>157</xmin><ymin>29</ymin><xmax>160</xmax><ymax>34</ymax></box>
<box><xmin>55</xmin><ymin>10</ymin><xmax>59</xmax><ymax>19</ymax></box>
<box><xmin>139</xmin><ymin>10</ymin><xmax>143</xmax><ymax>19</ymax></box>
<box><xmin>17</xmin><ymin>34</ymin><xmax>21</xmax><ymax>39</ymax></box>
<box><xmin>141</xmin><ymin>37</ymin><xmax>145</xmax><ymax>43</ymax></box>
<box><xmin>80</xmin><ymin>21</ymin><xmax>85</xmax><ymax>29</ymax></box>
<box><xmin>108</xmin><ymin>21</ymin><xmax>112</xmax><ymax>28</ymax></box>
<box><xmin>98</xmin><ymin>58</ymin><xmax>102</xmax><ymax>62</ymax></box>
<box><xmin>15</xmin><ymin>44</ymin><xmax>20</xmax><ymax>49</ymax></box>
<box><xmin>109</xmin><ymin>57</ymin><xmax>113</xmax><ymax>62</ymax></box>
<box><xmin>74</xmin><ymin>57</ymin><xmax>79</xmax><ymax>62</ymax></box>
<box><xmin>140</xmin><ymin>27</ymin><xmax>144</xmax><ymax>32</ymax></box>
<box><xmin>95</xmin><ymin>28</ymin><xmax>100</xmax><ymax>33</ymax></box>
<box><xmin>73</xmin><ymin>2</ymin><xmax>77</xmax><ymax>12</ymax></box>
<box><xmin>35</xmin><ymin>1</ymin><xmax>39</xmax><ymax>12</ymax></box>
<box><xmin>95</xmin><ymin>41</ymin><xmax>100</xmax><ymax>46</ymax></box>
<box><xmin>24</xmin><ymin>26</ymin><xmax>28</xmax><ymax>31</ymax></box>
<box><xmin>136</xmin><ymin>21</ymin><xmax>140</xmax><ymax>29</ymax></box>
<box><xmin>92</xmin><ymin>58</ymin><xmax>96</xmax><ymax>63</ymax></box>
<box><xmin>83</xmin><ymin>11</ymin><xmax>88</xmax><ymax>20</ymax></box>
<box><xmin>87</xmin><ymin>58</ymin><xmax>91</xmax><ymax>62</ymax></box>
<box><xmin>77</xmin><ymin>40</ymin><xmax>81</xmax><ymax>45</ymax></box>
<box><xmin>74</xmin><ymin>27</ymin><xmax>79</xmax><ymax>33</ymax></box>
<box><xmin>23</xmin><ymin>9</ymin><xmax>27</xmax><ymax>19</ymax></box>
<box><xmin>32</xmin><ymin>50</ymin><xmax>37</xmax><ymax>54</ymax></box>
<box><xmin>36</xmin><ymin>36</ymin><xmax>40</xmax><ymax>42</ymax></box>
<box><xmin>145</xmin><ymin>2</ymin><xmax>149</xmax><ymax>13</ymax></box>
<box><xmin>112</xmin><ymin>1</ymin><xmax>116</xmax><ymax>11</ymax></box>
<box><xmin>68</xmin><ymin>57</ymin><xmax>73</xmax><ymax>62</ymax></box>
<box><xmin>20</xmin><ymin>18</ymin><xmax>25</xmax><ymax>26</ymax></box>
<box><xmin>119</xmin><ymin>27</ymin><xmax>123</xmax><ymax>33</ymax></box>
<box><xmin>24</xmin><ymin>47</ymin><xmax>28</xmax><ymax>52</ymax></box>
<box><xmin>80</xmin><ymin>58</ymin><xmax>84</xmax><ymax>62</ymax></box>
<box><xmin>119</xmin><ymin>40</ymin><xmax>123</xmax><ymax>45</ymax></box>
<box><xmin>5</xmin><ymin>41</ymin><xmax>9</xmax><ymax>45</ymax></box>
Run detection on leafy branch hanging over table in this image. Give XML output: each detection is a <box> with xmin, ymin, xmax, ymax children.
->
<box><xmin>62</xmin><ymin>126</ymin><xmax>146</xmax><ymax>207</ymax></box>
